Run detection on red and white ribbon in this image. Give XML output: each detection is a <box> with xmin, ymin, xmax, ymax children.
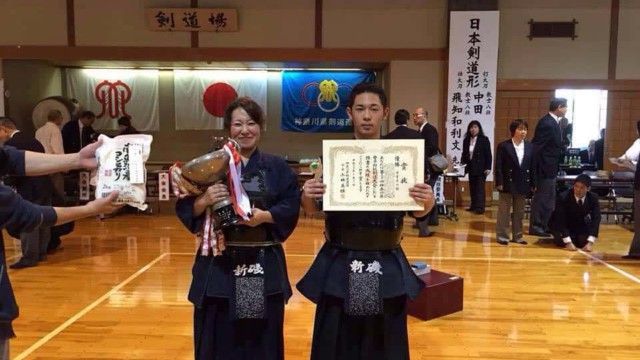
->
<box><xmin>223</xmin><ymin>141</ymin><xmax>252</xmax><ymax>220</ymax></box>
<box><xmin>170</xmin><ymin>162</ymin><xmax>225</xmax><ymax>257</ymax></box>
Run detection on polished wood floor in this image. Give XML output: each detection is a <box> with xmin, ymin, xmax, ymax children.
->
<box><xmin>3</xmin><ymin>207</ymin><xmax>640</xmax><ymax>360</ymax></box>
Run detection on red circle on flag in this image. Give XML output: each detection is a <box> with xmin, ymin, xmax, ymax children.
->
<box><xmin>203</xmin><ymin>83</ymin><xmax>238</xmax><ymax>117</ymax></box>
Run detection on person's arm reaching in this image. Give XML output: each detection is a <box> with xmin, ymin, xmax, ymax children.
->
<box><xmin>24</xmin><ymin>140</ymin><xmax>102</xmax><ymax>175</ymax></box>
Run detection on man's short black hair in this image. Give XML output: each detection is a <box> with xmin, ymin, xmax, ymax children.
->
<box><xmin>348</xmin><ymin>83</ymin><xmax>388</xmax><ymax>109</ymax></box>
<box><xmin>574</xmin><ymin>174</ymin><xmax>592</xmax><ymax>188</ymax></box>
<box><xmin>394</xmin><ymin>109</ymin><xmax>410</xmax><ymax>125</ymax></box>
<box><xmin>0</xmin><ymin>117</ymin><xmax>17</xmax><ymax>129</ymax></box>
<box><xmin>549</xmin><ymin>98</ymin><xmax>568</xmax><ymax>112</ymax></box>
<box><xmin>80</xmin><ymin>110</ymin><xmax>96</xmax><ymax>119</ymax></box>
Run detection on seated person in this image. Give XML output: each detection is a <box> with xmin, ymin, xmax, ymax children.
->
<box><xmin>548</xmin><ymin>174</ymin><xmax>601</xmax><ymax>252</ymax></box>
<box><xmin>579</xmin><ymin>140</ymin><xmax>597</xmax><ymax>165</ymax></box>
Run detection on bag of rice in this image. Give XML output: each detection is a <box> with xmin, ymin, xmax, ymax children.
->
<box><xmin>95</xmin><ymin>134</ymin><xmax>153</xmax><ymax>210</ymax></box>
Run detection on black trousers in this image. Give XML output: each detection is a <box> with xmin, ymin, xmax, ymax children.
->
<box><xmin>194</xmin><ymin>294</ymin><xmax>285</xmax><ymax>360</ymax></box>
<box><xmin>310</xmin><ymin>294</ymin><xmax>409</xmax><ymax>360</ymax></box>
<box><xmin>468</xmin><ymin>173</ymin><xmax>486</xmax><ymax>211</ymax></box>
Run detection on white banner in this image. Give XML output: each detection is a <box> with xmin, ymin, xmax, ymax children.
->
<box><xmin>174</xmin><ymin>70</ymin><xmax>267</xmax><ymax>130</ymax></box>
<box><xmin>66</xmin><ymin>69</ymin><xmax>160</xmax><ymax>131</ymax></box>
<box><xmin>446</xmin><ymin>11</ymin><xmax>499</xmax><ymax>181</ymax></box>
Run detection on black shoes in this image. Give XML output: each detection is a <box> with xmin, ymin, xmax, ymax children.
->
<box><xmin>419</xmin><ymin>231</ymin><xmax>436</xmax><ymax>238</ymax></box>
<box><xmin>10</xmin><ymin>258</ymin><xmax>37</xmax><ymax>269</ymax></box>
<box><xmin>529</xmin><ymin>227</ymin><xmax>550</xmax><ymax>237</ymax></box>
<box><xmin>510</xmin><ymin>239</ymin><xmax>528</xmax><ymax>245</ymax></box>
<box><xmin>498</xmin><ymin>239</ymin><xmax>527</xmax><ymax>245</ymax></box>
<box><xmin>466</xmin><ymin>208</ymin><xmax>485</xmax><ymax>214</ymax></box>
<box><xmin>622</xmin><ymin>254</ymin><xmax>640</xmax><ymax>259</ymax></box>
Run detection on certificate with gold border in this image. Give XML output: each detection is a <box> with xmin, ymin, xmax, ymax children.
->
<box><xmin>322</xmin><ymin>139</ymin><xmax>424</xmax><ymax>211</ymax></box>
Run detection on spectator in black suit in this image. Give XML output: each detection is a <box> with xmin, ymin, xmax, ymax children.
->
<box><xmin>495</xmin><ymin>119</ymin><xmax>534</xmax><ymax>245</ymax></box>
<box><xmin>548</xmin><ymin>174</ymin><xmax>601</xmax><ymax>252</ymax></box>
<box><xmin>385</xmin><ymin>109</ymin><xmax>433</xmax><ymax>236</ymax></box>
<box><xmin>413</xmin><ymin>106</ymin><xmax>441</xmax><ymax>226</ymax></box>
<box><xmin>461</xmin><ymin>120</ymin><xmax>492</xmax><ymax>214</ymax></box>
<box><xmin>384</xmin><ymin>109</ymin><xmax>422</xmax><ymax>140</ymax></box>
<box><xmin>528</xmin><ymin>98</ymin><xmax>567</xmax><ymax>237</ymax></box>
<box><xmin>0</xmin><ymin>141</ymin><xmax>122</xmax><ymax>359</ymax></box>
<box><xmin>61</xmin><ymin>110</ymin><xmax>97</xmax><ymax>154</ymax></box>
<box><xmin>117</xmin><ymin>116</ymin><xmax>140</xmax><ymax>136</ymax></box>
<box><xmin>560</xmin><ymin>117</ymin><xmax>572</xmax><ymax>154</ymax></box>
<box><xmin>579</xmin><ymin>140</ymin><xmax>597</xmax><ymax>165</ymax></box>
<box><xmin>594</xmin><ymin>128</ymin><xmax>605</xmax><ymax>170</ymax></box>
<box><xmin>0</xmin><ymin>117</ymin><xmax>53</xmax><ymax>268</ymax></box>
<box><xmin>619</xmin><ymin>120</ymin><xmax>640</xmax><ymax>259</ymax></box>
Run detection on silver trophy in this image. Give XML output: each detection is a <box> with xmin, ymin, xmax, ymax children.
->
<box><xmin>181</xmin><ymin>137</ymin><xmax>243</xmax><ymax>228</ymax></box>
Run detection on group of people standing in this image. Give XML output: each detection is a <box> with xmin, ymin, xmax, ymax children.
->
<box><xmin>175</xmin><ymin>83</ymin><xmax>436</xmax><ymax>360</ymax></box>
<box><xmin>494</xmin><ymin>98</ymin><xmax>602</xmax><ymax>250</ymax></box>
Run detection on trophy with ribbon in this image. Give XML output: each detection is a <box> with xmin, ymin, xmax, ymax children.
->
<box><xmin>170</xmin><ymin>137</ymin><xmax>252</xmax><ymax>256</ymax></box>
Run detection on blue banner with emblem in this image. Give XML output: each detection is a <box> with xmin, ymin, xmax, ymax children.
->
<box><xmin>281</xmin><ymin>71</ymin><xmax>376</xmax><ymax>132</ymax></box>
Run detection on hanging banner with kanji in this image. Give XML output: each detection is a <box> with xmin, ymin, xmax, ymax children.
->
<box><xmin>446</xmin><ymin>11</ymin><xmax>499</xmax><ymax>180</ymax></box>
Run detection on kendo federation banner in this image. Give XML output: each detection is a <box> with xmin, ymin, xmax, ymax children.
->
<box><xmin>281</xmin><ymin>71</ymin><xmax>376</xmax><ymax>132</ymax></box>
<box><xmin>66</xmin><ymin>69</ymin><xmax>160</xmax><ymax>131</ymax></box>
<box><xmin>446</xmin><ymin>11</ymin><xmax>499</xmax><ymax>181</ymax></box>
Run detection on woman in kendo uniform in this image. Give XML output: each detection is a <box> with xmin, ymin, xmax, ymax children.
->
<box><xmin>175</xmin><ymin>97</ymin><xmax>300</xmax><ymax>360</ymax></box>
<box><xmin>297</xmin><ymin>83</ymin><xmax>436</xmax><ymax>360</ymax></box>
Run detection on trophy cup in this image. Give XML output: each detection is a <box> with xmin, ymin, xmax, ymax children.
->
<box><xmin>181</xmin><ymin>137</ymin><xmax>244</xmax><ymax>228</ymax></box>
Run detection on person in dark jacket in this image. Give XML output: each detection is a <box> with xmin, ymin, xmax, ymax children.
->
<box><xmin>174</xmin><ymin>97</ymin><xmax>300</xmax><ymax>360</ymax></box>
<box><xmin>548</xmin><ymin>174</ymin><xmax>601</xmax><ymax>252</ymax></box>
<box><xmin>529</xmin><ymin>98</ymin><xmax>567</xmax><ymax>237</ymax></box>
<box><xmin>618</xmin><ymin>121</ymin><xmax>640</xmax><ymax>259</ymax></box>
<box><xmin>384</xmin><ymin>110</ymin><xmax>433</xmax><ymax>237</ymax></box>
<box><xmin>0</xmin><ymin>117</ymin><xmax>53</xmax><ymax>268</ymax></box>
<box><xmin>385</xmin><ymin>109</ymin><xmax>422</xmax><ymax>140</ymax></box>
<box><xmin>0</xmin><ymin>140</ymin><xmax>122</xmax><ymax>360</ymax></box>
<box><xmin>495</xmin><ymin>119</ymin><xmax>534</xmax><ymax>245</ymax></box>
<box><xmin>117</xmin><ymin>116</ymin><xmax>140</xmax><ymax>135</ymax></box>
<box><xmin>461</xmin><ymin>120</ymin><xmax>492</xmax><ymax>214</ymax></box>
<box><xmin>299</xmin><ymin>83</ymin><xmax>435</xmax><ymax>360</ymax></box>
<box><xmin>594</xmin><ymin>128</ymin><xmax>605</xmax><ymax>170</ymax></box>
<box><xmin>61</xmin><ymin>110</ymin><xmax>98</xmax><ymax>154</ymax></box>
<box><xmin>413</xmin><ymin>106</ymin><xmax>441</xmax><ymax>226</ymax></box>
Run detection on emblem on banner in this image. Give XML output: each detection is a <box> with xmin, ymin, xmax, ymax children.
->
<box><xmin>94</xmin><ymin>80</ymin><xmax>132</xmax><ymax>119</ymax></box>
<box><xmin>301</xmin><ymin>79</ymin><xmax>351</xmax><ymax>113</ymax></box>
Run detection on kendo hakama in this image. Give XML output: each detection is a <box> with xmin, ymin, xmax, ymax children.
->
<box><xmin>176</xmin><ymin>150</ymin><xmax>300</xmax><ymax>360</ymax></box>
<box><xmin>297</xmin><ymin>211</ymin><xmax>425</xmax><ymax>360</ymax></box>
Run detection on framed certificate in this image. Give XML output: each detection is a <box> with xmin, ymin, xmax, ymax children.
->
<box><xmin>322</xmin><ymin>139</ymin><xmax>425</xmax><ymax>211</ymax></box>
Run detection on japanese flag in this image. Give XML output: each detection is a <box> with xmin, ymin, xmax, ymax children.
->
<box><xmin>174</xmin><ymin>70</ymin><xmax>267</xmax><ymax>130</ymax></box>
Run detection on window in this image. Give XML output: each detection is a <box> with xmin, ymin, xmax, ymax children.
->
<box><xmin>555</xmin><ymin>89</ymin><xmax>607</xmax><ymax>149</ymax></box>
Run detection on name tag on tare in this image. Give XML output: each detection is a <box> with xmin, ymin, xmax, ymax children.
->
<box><xmin>128</xmin><ymin>143</ymin><xmax>145</xmax><ymax>184</ymax></box>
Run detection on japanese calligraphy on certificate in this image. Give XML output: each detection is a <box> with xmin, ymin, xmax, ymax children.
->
<box><xmin>322</xmin><ymin>139</ymin><xmax>424</xmax><ymax>211</ymax></box>
<box><xmin>446</xmin><ymin>11</ymin><xmax>499</xmax><ymax>181</ymax></box>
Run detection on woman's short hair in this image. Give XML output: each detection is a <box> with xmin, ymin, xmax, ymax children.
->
<box><xmin>509</xmin><ymin>119</ymin><xmax>528</xmax><ymax>136</ymax></box>
<box><xmin>223</xmin><ymin>97</ymin><xmax>265</xmax><ymax>130</ymax></box>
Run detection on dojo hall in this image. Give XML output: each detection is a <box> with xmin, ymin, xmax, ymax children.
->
<box><xmin>1</xmin><ymin>0</ymin><xmax>640</xmax><ymax>359</ymax></box>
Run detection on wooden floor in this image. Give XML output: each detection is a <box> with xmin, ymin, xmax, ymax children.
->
<box><xmin>3</xmin><ymin>207</ymin><xmax>640</xmax><ymax>360</ymax></box>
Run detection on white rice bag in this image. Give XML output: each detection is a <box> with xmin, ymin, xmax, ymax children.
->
<box><xmin>95</xmin><ymin>134</ymin><xmax>153</xmax><ymax>210</ymax></box>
